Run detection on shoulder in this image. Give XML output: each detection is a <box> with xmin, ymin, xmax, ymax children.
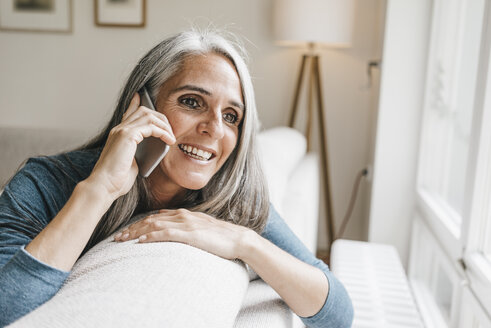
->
<box><xmin>20</xmin><ymin>148</ymin><xmax>100</xmax><ymax>183</ymax></box>
<box><xmin>261</xmin><ymin>204</ymin><xmax>282</xmax><ymax>231</ymax></box>
<box><xmin>260</xmin><ymin>204</ymin><xmax>289</xmax><ymax>242</ymax></box>
<box><xmin>1</xmin><ymin>148</ymin><xmax>102</xmax><ymax>220</ymax></box>
<box><xmin>14</xmin><ymin>147</ymin><xmax>101</xmax><ymax>193</ymax></box>
<box><xmin>33</xmin><ymin>148</ymin><xmax>100</xmax><ymax>175</ymax></box>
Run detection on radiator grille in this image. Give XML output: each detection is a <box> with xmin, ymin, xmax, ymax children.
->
<box><xmin>331</xmin><ymin>239</ymin><xmax>424</xmax><ymax>328</ymax></box>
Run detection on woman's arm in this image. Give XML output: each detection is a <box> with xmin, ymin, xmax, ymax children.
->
<box><xmin>1</xmin><ymin>93</ymin><xmax>176</xmax><ymax>325</ymax></box>
<box><xmin>239</xmin><ymin>231</ymin><xmax>329</xmax><ymax>316</ymax></box>
<box><xmin>0</xmin><ymin>151</ymin><xmax>122</xmax><ymax>325</ymax></box>
<box><xmin>239</xmin><ymin>230</ymin><xmax>329</xmax><ymax>316</ymax></box>
<box><xmin>0</xmin><ymin>158</ymin><xmax>109</xmax><ymax>326</ymax></box>
<box><xmin>24</xmin><ymin>178</ymin><xmax>113</xmax><ymax>271</ymax></box>
<box><xmin>117</xmin><ymin>205</ymin><xmax>354</xmax><ymax>328</ymax></box>
<box><xmin>25</xmin><ymin>92</ymin><xmax>175</xmax><ymax>271</ymax></box>
<box><xmin>240</xmin><ymin>205</ymin><xmax>353</xmax><ymax>327</ymax></box>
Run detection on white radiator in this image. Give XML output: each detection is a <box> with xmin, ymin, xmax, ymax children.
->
<box><xmin>331</xmin><ymin>239</ymin><xmax>424</xmax><ymax>328</ymax></box>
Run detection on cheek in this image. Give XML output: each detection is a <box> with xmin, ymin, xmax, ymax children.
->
<box><xmin>164</xmin><ymin>110</ymin><xmax>186</xmax><ymax>136</ymax></box>
<box><xmin>221</xmin><ymin>130</ymin><xmax>239</xmax><ymax>161</ymax></box>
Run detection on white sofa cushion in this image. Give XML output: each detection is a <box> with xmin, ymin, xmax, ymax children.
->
<box><xmin>282</xmin><ymin>153</ymin><xmax>319</xmax><ymax>254</ymax></box>
<box><xmin>10</xmin><ymin>214</ymin><xmax>250</xmax><ymax>328</ymax></box>
<box><xmin>257</xmin><ymin>127</ymin><xmax>307</xmax><ymax>217</ymax></box>
<box><xmin>233</xmin><ymin>279</ymin><xmax>293</xmax><ymax>328</ymax></box>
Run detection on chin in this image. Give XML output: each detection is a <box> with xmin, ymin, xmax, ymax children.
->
<box><xmin>176</xmin><ymin>173</ymin><xmax>211</xmax><ymax>190</ymax></box>
<box><xmin>181</xmin><ymin>181</ymin><xmax>208</xmax><ymax>190</ymax></box>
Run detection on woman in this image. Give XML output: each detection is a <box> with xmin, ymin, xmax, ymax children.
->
<box><xmin>0</xmin><ymin>29</ymin><xmax>353</xmax><ymax>327</ymax></box>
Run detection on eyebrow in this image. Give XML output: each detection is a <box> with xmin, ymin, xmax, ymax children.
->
<box><xmin>171</xmin><ymin>84</ymin><xmax>244</xmax><ymax>111</ymax></box>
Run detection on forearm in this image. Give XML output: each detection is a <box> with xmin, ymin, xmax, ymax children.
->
<box><xmin>1</xmin><ymin>179</ymin><xmax>112</xmax><ymax>325</ymax></box>
<box><xmin>238</xmin><ymin>230</ymin><xmax>329</xmax><ymax>318</ymax></box>
<box><xmin>25</xmin><ymin>178</ymin><xmax>113</xmax><ymax>272</ymax></box>
<box><xmin>0</xmin><ymin>246</ymin><xmax>70</xmax><ymax>326</ymax></box>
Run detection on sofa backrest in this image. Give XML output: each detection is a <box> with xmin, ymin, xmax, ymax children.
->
<box><xmin>0</xmin><ymin>126</ymin><xmax>319</xmax><ymax>252</ymax></box>
<box><xmin>0</xmin><ymin>126</ymin><xmax>92</xmax><ymax>187</ymax></box>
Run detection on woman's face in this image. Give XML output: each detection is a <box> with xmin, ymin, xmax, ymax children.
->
<box><xmin>152</xmin><ymin>53</ymin><xmax>244</xmax><ymax>193</ymax></box>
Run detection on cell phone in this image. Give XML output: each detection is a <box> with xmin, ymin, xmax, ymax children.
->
<box><xmin>134</xmin><ymin>86</ymin><xmax>170</xmax><ymax>178</ymax></box>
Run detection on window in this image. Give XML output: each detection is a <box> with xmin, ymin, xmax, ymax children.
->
<box><xmin>418</xmin><ymin>0</ymin><xmax>485</xmax><ymax>227</ymax></box>
<box><xmin>476</xmin><ymin>109</ymin><xmax>491</xmax><ymax>262</ymax></box>
<box><xmin>409</xmin><ymin>0</ymin><xmax>491</xmax><ymax>325</ymax></box>
<box><xmin>459</xmin><ymin>287</ymin><xmax>491</xmax><ymax>328</ymax></box>
<box><xmin>485</xmin><ymin>213</ymin><xmax>491</xmax><ymax>262</ymax></box>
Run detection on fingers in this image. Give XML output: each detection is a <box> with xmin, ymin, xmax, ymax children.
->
<box><xmin>120</xmin><ymin>102</ymin><xmax>175</xmax><ymax>145</ymax></box>
<box><xmin>139</xmin><ymin>228</ymin><xmax>188</xmax><ymax>244</ymax></box>
<box><xmin>117</xmin><ymin>91</ymin><xmax>177</xmax><ymax>146</ymax></box>
<box><xmin>124</xmin><ymin>104</ymin><xmax>170</xmax><ymax>126</ymax></box>
<box><xmin>112</xmin><ymin>113</ymin><xmax>175</xmax><ymax>146</ymax></box>
<box><xmin>113</xmin><ymin>220</ymin><xmax>183</xmax><ymax>242</ymax></box>
<box><xmin>130</xmin><ymin>121</ymin><xmax>176</xmax><ymax>145</ymax></box>
<box><xmin>122</xmin><ymin>93</ymin><xmax>140</xmax><ymax>121</ymax></box>
<box><xmin>113</xmin><ymin>210</ymin><xmax>195</xmax><ymax>242</ymax></box>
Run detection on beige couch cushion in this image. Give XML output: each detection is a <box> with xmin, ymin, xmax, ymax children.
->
<box><xmin>10</xmin><ymin>214</ymin><xmax>250</xmax><ymax>328</ymax></box>
<box><xmin>0</xmin><ymin>127</ymin><xmax>90</xmax><ymax>188</ymax></box>
<box><xmin>233</xmin><ymin>279</ymin><xmax>293</xmax><ymax>328</ymax></box>
<box><xmin>257</xmin><ymin>127</ymin><xmax>307</xmax><ymax>217</ymax></box>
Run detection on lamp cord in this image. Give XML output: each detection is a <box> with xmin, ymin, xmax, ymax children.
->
<box><xmin>335</xmin><ymin>168</ymin><xmax>369</xmax><ymax>240</ymax></box>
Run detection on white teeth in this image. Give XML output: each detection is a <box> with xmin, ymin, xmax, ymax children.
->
<box><xmin>179</xmin><ymin>144</ymin><xmax>213</xmax><ymax>161</ymax></box>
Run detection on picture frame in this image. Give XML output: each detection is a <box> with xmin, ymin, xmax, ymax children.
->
<box><xmin>95</xmin><ymin>0</ymin><xmax>146</xmax><ymax>28</ymax></box>
<box><xmin>0</xmin><ymin>0</ymin><xmax>72</xmax><ymax>33</ymax></box>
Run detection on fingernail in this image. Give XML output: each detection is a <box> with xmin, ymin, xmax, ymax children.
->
<box><xmin>122</xmin><ymin>233</ymin><xmax>129</xmax><ymax>240</ymax></box>
<box><xmin>139</xmin><ymin>235</ymin><xmax>147</xmax><ymax>242</ymax></box>
<box><xmin>115</xmin><ymin>232</ymin><xmax>122</xmax><ymax>239</ymax></box>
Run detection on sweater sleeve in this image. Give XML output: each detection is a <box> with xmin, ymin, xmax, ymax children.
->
<box><xmin>0</xmin><ymin>157</ymin><xmax>75</xmax><ymax>326</ymax></box>
<box><xmin>260</xmin><ymin>205</ymin><xmax>354</xmax><ymax>328</ymax></box>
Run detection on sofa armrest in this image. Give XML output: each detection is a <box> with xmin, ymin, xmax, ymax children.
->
<box><xmin>282</xmin><ymin>153</ymin><xmax>319</xmax><ymax>254</ymax></box>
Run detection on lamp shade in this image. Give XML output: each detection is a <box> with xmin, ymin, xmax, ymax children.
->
<box><xmin>273</xmin><ymin>0</ymin><xmax>355</xmax><ymax>48</ymax></box>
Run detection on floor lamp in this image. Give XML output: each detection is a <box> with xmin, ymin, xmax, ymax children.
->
<box><xmin>273</xmin><ymin>0</ymin><xmax>355</xmax><ymax>258</ymax></box>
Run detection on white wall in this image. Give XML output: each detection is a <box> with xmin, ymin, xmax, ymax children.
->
<box><xmin>369</xmin><ymin>0</ymin><xmax>432</xmax><ymax>267</ymax></box>
<box><xmin>0</xmin><ymin>0</ymin><xmax>384</xmax><ymax>250</ymax></box>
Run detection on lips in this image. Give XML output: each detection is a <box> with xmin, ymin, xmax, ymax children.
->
<box><xmin>178</xmin><ymin>144</ymin><xmax>215</xmax><ymax>161</ymax></box>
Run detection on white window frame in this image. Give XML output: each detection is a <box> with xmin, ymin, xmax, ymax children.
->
<box><xmin>460</xmin><ymin>1</ymin><xmax>491</xmax><ymax>310</ymax></box>
<box><xmin>458</xmin><ymin>286</ymin><xmax>491</xmax><ymax>327</ymax></box>
<box><xmin>409</xmin><ymin>215</ymin><xmax>465</xmax><ymax>327</ymax></box>
<box><xmin>415</xmin><ymin>0</ymin><xmax>486</xmax><ymax>261</ymax></box>
<box><xmin>410</xmin><ymin>0</ymin><xmax>491</xmax><ymax>325</ymax></box>
<box><xmin>416</xmin><ymin>0</ymin><xmax>483</xmax><ymax>237</ymax></box>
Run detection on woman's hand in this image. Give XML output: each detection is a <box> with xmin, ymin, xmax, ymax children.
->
<box><xmin>87</xmin><ymin>93</ymin><xmax>176</xmax><ymax>201</ymax></box>
<box><xmin>113</xmin><ymin>209</ymin><xmax>253</xmax><ymax>260</ymax></box>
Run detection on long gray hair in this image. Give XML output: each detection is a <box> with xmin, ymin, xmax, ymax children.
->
<box><xmin>79</xmin><ymin>29</ymin><xmax>269</xmax><ymax>254</ymax></box>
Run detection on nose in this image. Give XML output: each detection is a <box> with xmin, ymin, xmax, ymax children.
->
<box><xmin>198</xmin><ymin>108</ymin><xmax>225</xmax><ymax>139</ymax></box>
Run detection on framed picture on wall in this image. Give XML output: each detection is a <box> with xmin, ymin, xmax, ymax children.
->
<box><xmin>95</xmin><ymin>0</ymin><xmax>146</xmax><ymax>28</ymax></box>
<box><xmin>0</xmin><ymin>0</ymin><xmax>72</xmax><ymax>33</ymax></box>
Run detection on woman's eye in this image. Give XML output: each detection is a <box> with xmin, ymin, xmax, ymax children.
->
<box><xmin>180</xmin><ymin>97</ymin><xmax>200</xmax><ymax>109</ymax></box>
<box><xmin>223</xmin><ymin>112</ymin><xmax>239</xmax><ymax>124</ymax></box>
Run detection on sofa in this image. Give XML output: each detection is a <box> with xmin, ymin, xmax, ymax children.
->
<box><xmin>0</xmin><ymin>126</ymin><xmax>320</xmax><ymax>327</ymax></box>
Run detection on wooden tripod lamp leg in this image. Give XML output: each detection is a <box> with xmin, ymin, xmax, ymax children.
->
<box><xmin>289</xmin><ymin>53</ymin><xmax>335</xmax><ymax>263</ymax></box>
<box><xmin>306</xmin><ymin>56</ymin><xmax>315</xmax><ymax>150</ymax></box>
<box><xmin>289</xmin><ymin>55</ymin><xmax>308</xmax><ymax>128</ymax></box>
<box><xmin>312</xmin><ymin>55</ymin><xmax>335</xmax><ymax>260</ymax></box>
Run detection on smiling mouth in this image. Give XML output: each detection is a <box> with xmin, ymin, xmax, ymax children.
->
<box><xmin>178</xmin><ymin>144</ymin><xmax>214</xmax><ymax>161</ymax></box>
